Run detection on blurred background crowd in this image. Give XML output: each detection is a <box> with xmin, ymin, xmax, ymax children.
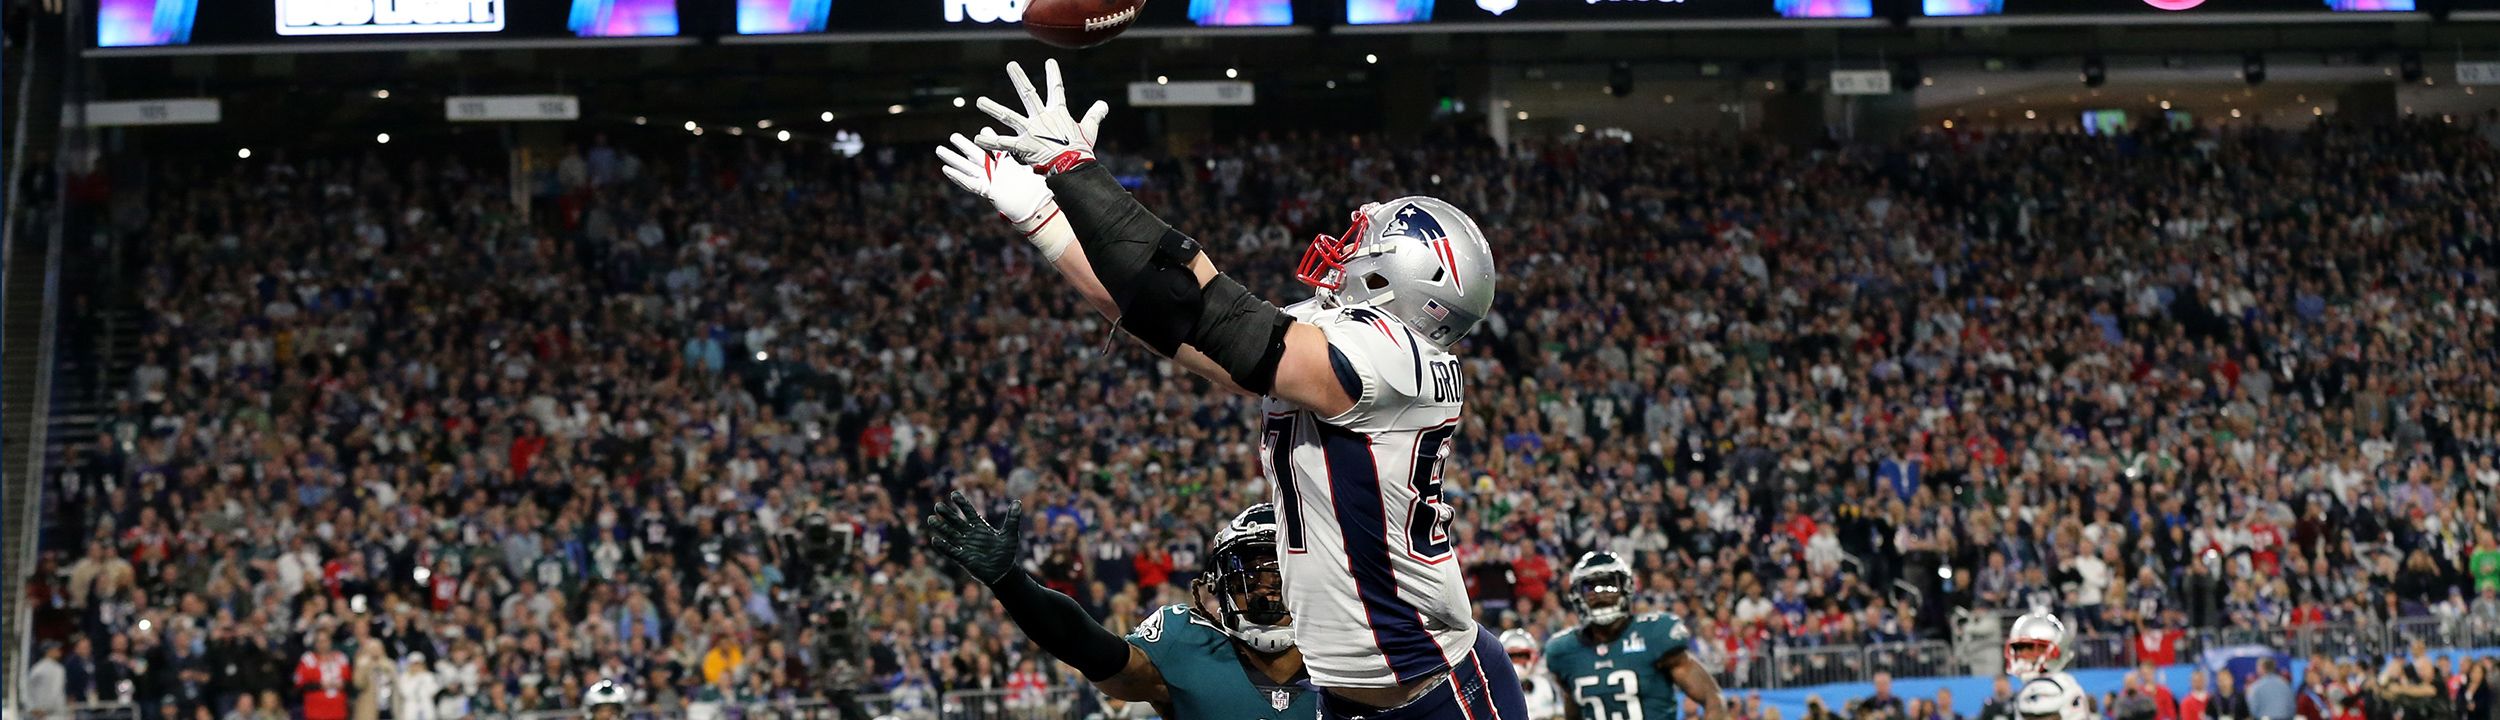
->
<box><xmin>15</xmin><ymin>117</ymin><xmax>2500</xmax><ymax>720</ymax></box>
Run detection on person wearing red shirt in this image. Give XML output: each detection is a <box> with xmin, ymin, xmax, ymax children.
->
<box><xmin>510</xmin><ymin>422</ymin><xmax>550</xmax><ymax>478</ymax></box>
<box><xmin>1511</xmin><ymin>543</ymin><xmax>1555</xmax><ymax>608</ymax></box>
<box><xmin>2178</xmin><ymin>671</ymin><xmax>2211</xmax><ymax>720</ymax></box>
<box><xmin>2140</xmin><ymin>664</ymin><xmax>2179</xmax><ymax>720</ymax></box>
<box><xmin>1132</xmin><ymin>544</ymin><xmax>1174</xmax><ymax>597</ymax></box>
<box><xmin>296</xmin><ymin>645</ymin><xmax>351</xmax><ymax>720</ymax></box>
<box><xmin>2137</xmin><ymin>622</ymin><xmax>2184</xmax><ymax>666</ymax></box>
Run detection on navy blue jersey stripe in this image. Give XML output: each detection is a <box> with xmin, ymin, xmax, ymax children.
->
<box><xmin>1406</xmin><ymin>328</ymin><xmax>1424</xmax><ymax>390</ymax></box>
<box><xmin>1470</xmin><ymin>628</ymin><xmax>1529</xmax><ymax>720</ymax></box>
<box><xmin>1318</xmin><ymin>421</ymin><xmax>1449</xmax><ymax>684</ymax></box>
<box><xmin>1328</xmin><ymin>346</ymin><xmax>1364</xmax><ymax>401</ymax></box>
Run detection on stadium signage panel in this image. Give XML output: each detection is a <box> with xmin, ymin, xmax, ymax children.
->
<box><xmin>275</xmin><ymin>0</ymin><xmax>504</xmax><ymax>34</ymax></box>
<box><xmin>1128</xmin><ymin>81</ymin><xmax>1255</xmax><ymax>106</ymax></box>
<box><xmin>2459</xmin><ymin>62</ymin><xmax>2500</xmax><ymax>86</ymax></box>
<box><xmin>445</xmin><ymin>94</ymin><xmax>581</xmax><ymax>121</ymax></box>
<box><xmin>942</xmin><ymin>0</ymin><xmax>1024</xmax><ymax>23</ymax></box>
<box><xmin>64</xmin><ymin>98</ymin><xmax>223</xmax><ymax>126</ymax></box>
<box><xmin>1828</xmin><ymin>69</ymin><xmax>1893</xmax><ymax>95</ymax></box>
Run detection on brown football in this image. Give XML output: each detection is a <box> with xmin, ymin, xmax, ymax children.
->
<box><xmin>1023</xmin><ymin>0</ymin><xmax>1142</xmax><ymax>48</ymax></box>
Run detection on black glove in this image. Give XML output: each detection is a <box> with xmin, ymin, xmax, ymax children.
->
<box><xmin>926</xmin><ymin>491</ymin><xmax>1025</xmax><ymax>586</ymax></box>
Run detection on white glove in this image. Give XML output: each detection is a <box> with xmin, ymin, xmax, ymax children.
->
<box><xmin>935</xmin><ymin>132</ymin><xmax>1076</xmax><ymax>262</ymax></box>
<box><xmin>973</xmin><ymin>59</ymin><xmax>1110</xmax><ymax>176</ymax></box>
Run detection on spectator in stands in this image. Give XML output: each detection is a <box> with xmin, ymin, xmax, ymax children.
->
<box><xmin>2252</xmin><ymin>659</ymin><xmax>2297</xmax><ymax>720</ymax></box>
<box><xmin>26</xmin><ymin>641</ymin><xmax>67</xmax><ymax>720</ymax></box>
<box><xmin>2180</xmin><ymin>671</ymin><xmax>2211</xmax><ymax>720</ymax></box>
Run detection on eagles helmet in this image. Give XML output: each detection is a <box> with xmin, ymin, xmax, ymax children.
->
<box><xmin>1565</xmin><ymin>552</ymin><xmax>1637</xmax><ymax>627</ymax></box>
<box><xmin>1297</xmin><ymin>197</ymin><xmax>1498</xmax><ymax>351</ymax></box>
<box><xmin>2003</xmin><ymin>610</ymin><xmax>2073</xmax><ymax>676</ymax></box>
<box><xmin>2013</xmin><ymin>677</ymin><xmax>2089</xmax><ymax>720</ymax></box>
<box><xmin>582</xmin><ymin>679</ymin><xmax>630</xmax><ymax>719</ymax></box>
<box><xmin>1203</xmin><ymin>504</ymin><xmax>1294</xmax><ymax>653</ymax></box>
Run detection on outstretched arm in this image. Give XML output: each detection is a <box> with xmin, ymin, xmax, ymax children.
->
<box><xmin>1660</xmin><ymin>650</ymin><xmax>1731</xmax><ymax>720</ymax></box>
<box><xmin>936</xmin><ymin>131</ymin><xmax>1260</xmax><ymax>399</ymax></box>
<box><xmin>972</xmin><ymin>59</ymin><xmax>1355</xmax><ymax>416</ymax></box>
<box><xmin>922</xmin><ymin>492</ymin><xmax>1172</xmax><ymax>704</ymax></box>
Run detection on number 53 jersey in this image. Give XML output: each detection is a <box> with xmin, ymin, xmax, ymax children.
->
<box><xmin>1543</xmin><ymin>614</ymin><xmax>1693</xmax><ymax>720</ymax></box>
<box><xmin>1259</xmin><ymin>299</ymin><xmax>1475</xmax><ymax>690</ymax></box>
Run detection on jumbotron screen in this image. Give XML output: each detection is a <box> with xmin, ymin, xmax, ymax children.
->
<box><xmin>1923</xmin><ymin>0</ymin><xmax>2413</xmax><ymax>16</ymax></box>
<box><xmin>97</xmin><ymin>0</ymin><xmax>682</xmax><ymax>48</ymax></box>
<box><xmin>732</xmin><ymin>0</ymin><xmax>1292</xmax><ymax>36</ymax></box>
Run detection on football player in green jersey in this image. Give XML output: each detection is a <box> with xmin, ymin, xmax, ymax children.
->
<box><xmin>927</xmin><ymin>493</ymin><xmax>1317</xmax><ymax>720</ymax></box>
<box><xmin>1540</xmin><ymin>552</ymin><xmax>1729</xmax><ymax>720</ymax></box>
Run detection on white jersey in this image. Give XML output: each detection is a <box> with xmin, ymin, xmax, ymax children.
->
<box><xmin>1516</xmin><ymin>664</ymin><xmax>1567</xmax><ymax>720</ymax></box>
<box><xmin>1259</xmin><ymin>298</ymin><xmax>1476</xmax><ymax>688</ymax></box>
<box><xmin>2016</xmin><ymin>672</ymin><xmax>2093</xmax><ymax>720</ymax></box>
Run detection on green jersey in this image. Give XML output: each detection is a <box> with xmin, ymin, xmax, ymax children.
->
<box><xmin>1543</xmin><ymin>613</ymin><xmax>1693</xmax><ymax>720</ymax></box>
<box><xmin>2473</xmin><ymin>547</ymin><xmax>2500</xmax><ymax>593</ymax></box>
<box><xmin>1125</xmin><ymin>604</ymin><xmax>1317</xmax><ymax>720</ymax></box>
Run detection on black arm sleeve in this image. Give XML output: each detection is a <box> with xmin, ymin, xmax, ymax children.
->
<box><xmin>989</xmin><ymin>569</ymin><xmax>1134</xmax><ymax>682</ymax></box>
<box><xmin>1045</xmin><ymin>163</ymin><xmax>1182</xmax><ymax>301</ymax></box>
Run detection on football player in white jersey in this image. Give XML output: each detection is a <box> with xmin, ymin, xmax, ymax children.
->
<box><xmin>945</xmin><ymin>59</ymin><xmax>1522</xmax><ymax>720</ymax></box>
<box><xmin>1502</xmin><ymin>630</ymin><xmax>1567</xmax><ymax>720</ymax></box>
<box><xmin>2004</xmin><ymin>610</ymin><xmax>2092</xmax><ymax>720</ymax></box>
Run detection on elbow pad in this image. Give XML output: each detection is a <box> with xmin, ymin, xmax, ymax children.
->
<box><xmin>1190</xmin><ymin>275</ymin><xmax>1293</xmax><ymax>395</ymax></box>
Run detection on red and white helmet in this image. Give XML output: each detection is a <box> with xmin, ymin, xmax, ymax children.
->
<box><xmin>2004</xmin><ymin>610</ymin><xmax>2071</xmax><ymax>676</ymax></box>
<box><xmin>1296</xmin><ymin>197</ymin><xmax>1497</xmax><ymax>351</ymax></box>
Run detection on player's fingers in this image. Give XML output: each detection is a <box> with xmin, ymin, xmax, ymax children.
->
<box><xmin>972</xmin><ymin>133</ymin><xmax>1026</xmax><ymax>158</ymax></box>
<box><xmin>1007</xmin><ymin>61</ymin><xmax>1045</xmax><ymax>117</ymax></box>
<box><xmin>1000</xmin><ymin>501</ymin><xmax>1024</xmax><ymax>535</ymax></box>
<box><xmin>1044</xmin><ymin>58</ymin><xmax>1067</xmax><ymax>110</ymax></box>
<box><xmin>950</xmin><ymin>492</ymin><xmax>990</xmax><ymax>526</ymax></box>
<box><xmin>936</xmin><ymin>143</ymin><xmax>983</xmax><ymax>178</ymax></box>
<box><xmin>947</xmin><ymin>132</ymin><xmax>986</xmax><ymax>163</ymax></box>
<box><xmin>1079</xmin><ymin>101</ymin><xmax>1109</xmax><ymax>143</ymax></box>
<box><xmin>975</xmin><ymin>97</ymin><xmax>1030</xmax><ymax>133</ymax></box>
<box><xmin>939</xmin><ymin>166</ymin><xmax>985</xmax><ymax>195</ymax></box>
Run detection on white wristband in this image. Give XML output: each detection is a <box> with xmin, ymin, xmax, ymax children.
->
<box><xmin>1020</xmin><ymin>208</ymin><xmax>1075</xmax><ymax>263</ymax></box>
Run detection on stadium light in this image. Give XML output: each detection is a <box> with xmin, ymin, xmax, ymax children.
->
<box><xmin>1226</xmin><ymin>68</ymin><xmax>1239</xmax><ymax>78</ymax></box>
<box><xmin>953</xmin><ymin>97</ymin><xmax>967</xmax><ymax>107</ymax></box>
<box><xmin>1157</xmin><ymin>75</ymin><xmax>1169</xmax><ymax>85</ymax></box>
<box><xmin>778</xmin><ymin>130</ymin><xmax>792</xmax><ymax>142</ymax></box>
<box><xmin>236</xmin><ymin>148</ymin><xmax>251</xmax><ymax>159</ymax></box>
<box><xmin>888</xmin><ymin>104</ymin><xmax>905</xmax><ymax>114</ymax></box>
<box><xmin>372</xmin><ymin>89</ymin><xmax>391</xmax><ymax>99</ymax></box>
<box><xmin>758</xmin><ymin>119</ymin><xmax>774</xmax><ymax>129</ymax></box>
<box><xmin>633</xmin><ymin>116</ymin><xmax>647</xmax><ymax>125</ymax></box>
<box><xmin>376</xmin><ymin>133</ymin><xmax>391</xmax><ymax>144</ymax></box>
<box><xmin>1365</xmin><ymin>54</ymin><xmax>1378</xmax><ymax>64</ymax></box>
<box><xmin>822</xmin><ymin>111</ymin><xmax>835</xmax><ymax>122</ymax></box>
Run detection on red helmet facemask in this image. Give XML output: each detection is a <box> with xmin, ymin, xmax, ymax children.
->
<box><xmin>1296</xmin><ymin>211</ymin><xmax>1372</xmax><ymax>291</ymax></box>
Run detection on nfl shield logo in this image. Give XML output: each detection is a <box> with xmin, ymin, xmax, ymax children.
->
<box><xmin>1423</xmin><ymin>299</ymin><xmax>1450</xmax><ymax>321</ymax></box>
<box><xmin>1271</xmin><ymin>689</ymin><xmax>1292</xmax><ymax>710</ymax></box>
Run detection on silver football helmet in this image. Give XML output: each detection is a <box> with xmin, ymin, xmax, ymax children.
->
<box><xmin>2004</xmin><ymin>610</ymin><xmax>2073</xmax><ymax>676</ymax></box>
<box><xmin>1297</xmin><ymin>196</ymin><xmax>1497</xmax><ymax>350</ymax></box>
<box><xmin>582</xmin><ymin>679</ymin><xmax>631</xmax><ymax>719</ymax></box>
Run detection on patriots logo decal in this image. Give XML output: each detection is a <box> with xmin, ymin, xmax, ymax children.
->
<box><xmin>1384</xmin><ymin>204</ymin><xmax>1462</xmax><ymax>294</ymax></box>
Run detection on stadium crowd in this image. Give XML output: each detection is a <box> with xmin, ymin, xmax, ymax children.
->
<box><xmin>16</xmin><ymin>115</ymin><xmax>2500</xmax><ymax>720</ymax></box>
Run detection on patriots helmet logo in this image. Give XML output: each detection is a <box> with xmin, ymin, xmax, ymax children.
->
<box><xmin>1383</xmin><ymin>203</ymin><xmax>1463</xmax><ymax>294</ymax></box>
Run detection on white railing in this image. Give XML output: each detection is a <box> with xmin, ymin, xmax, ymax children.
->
<box><xmin>937</xmin><ymin>688</ymin><xmax>1090</xmax><ymax>720</ymax></box>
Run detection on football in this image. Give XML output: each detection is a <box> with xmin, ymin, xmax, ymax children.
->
<box><xmin>1023</xmin><ymin>0</ymin><xmax>1143</xmax><ymax>48</ymax></box>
